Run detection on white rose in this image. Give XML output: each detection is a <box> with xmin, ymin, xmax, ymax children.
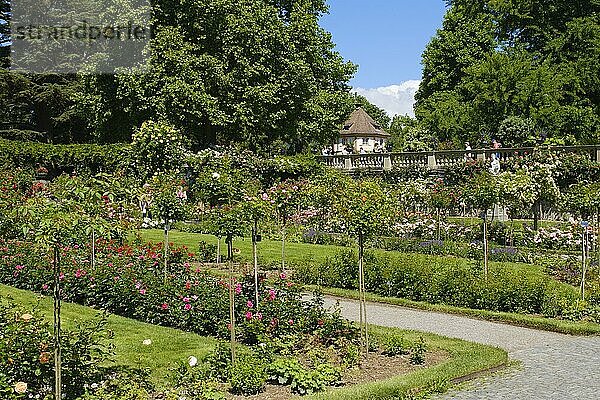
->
<box><xmin>188</xmin><ymin>356</ymin><xmax>198</xmax><ymax>367</ymax></box>
<box><xmin>14</xmin><ymin>382</ymin><xmax>27</xmax><ymax>394</ymax></box>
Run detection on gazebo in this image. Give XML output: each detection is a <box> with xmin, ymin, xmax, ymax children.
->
<box><xmin>333</xmin><ymin>105</ymin><xmax>390</xmax><ymax>154</ymax></box>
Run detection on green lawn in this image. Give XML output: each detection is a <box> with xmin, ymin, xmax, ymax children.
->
<box><xmin>138</xmin><ymin>229</ymin><xmax>344</xmax><ymax>267</ymax></box>
<box><xmin>0</xmin><ymin>284</ymin><xmax>217</xmax><ymax>387</ymax></box>
<box><xmin>2</xmin><ymin>284</ymin><xmax>508</xmax><ymax>399</ymax></box>
<box><xmin>139</xmin><ymin>229</ymin><xmax>552</xmax><ymax>280</ymax></box>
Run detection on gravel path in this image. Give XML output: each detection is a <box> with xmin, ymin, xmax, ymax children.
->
<box><xmin>324</xmin><ymin>296</ymin><xmax>600</xmax><ymax>399</ymax></box>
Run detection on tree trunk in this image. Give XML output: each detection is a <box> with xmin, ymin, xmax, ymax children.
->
<box><xmin>163</xmin><ymin>223</ymin><xmax>169</xmax><ymax>283</ymax></box>
<box><xmin>252</xmin><ymin>220</ymin><xmax>259</xmax><ymax>310</ymax></box>
<box><xmin>483</xmin><ymin>216</ymin><xmax>488</xmax><ymax>280</ymax></box>
<box><xmin>53</xmin><ymin>246</ymin><xmax>62</xmax><ymax>400</ymax></box>
<box><xmin>281</xmin><ymin>225</ymin><xmax>286</xmax><ymax>273</ymax></box>
<box><xmin>533</xmin><ymin>200</ymin><xmax>540</xmax><ymax>231</ymax></box>
<box><xmin>358</xmin><ymin>232</ymin><xmax>369</xmax><ymax>355</ymax></box>
<box><xmin>436</xmin><ymin>208</ymin><xmax>441</xmax><ymax>241</ymax></box>
<box><xmin>91</xmin><ymin>228</ymin><xmax>95</xmax><ymax>270</ymax></box>
<box><xmin>227</xmin><ymin>234</ymin><xmax>236</xmax><ymax>365</ymax></box>
<box><xmin>216</xmin><ymin>237</ymin><xmax>221</xmax><ymax>264</ymax></box>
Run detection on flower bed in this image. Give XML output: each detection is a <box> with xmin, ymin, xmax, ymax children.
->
<box><xmin>0</xmin><ymin>239</ymin><xmax>349</xmax><ymax>344</ymax></box>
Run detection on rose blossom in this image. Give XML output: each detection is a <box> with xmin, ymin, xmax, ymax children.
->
<box><xmin>14</xmin><ymin>382</ymin><xmax>27</xmax><ymax>394</ymax></box>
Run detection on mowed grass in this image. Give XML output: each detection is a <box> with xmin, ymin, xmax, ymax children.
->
<box><xmin>0</xmin><ymin>284</ymin><xmax>217</xmax><ymax>387</ymax></box>
<box><xmin>138</xmin><ymin>229</ymin><xmax>343</xmax><ymax>267</ymax></box>
<box><xmin>2</xmin><ymin>285</ymin><xmax>509</xmax><ymax>400</ymax></box>
<box><xmin>139</xmin><ymin>229</ymin><xmax>552</xmax><ymax>281</ymax></box>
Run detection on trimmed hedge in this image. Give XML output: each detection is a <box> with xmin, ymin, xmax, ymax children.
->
<box><xmin>297</xmin><ymin>249</ymin><xmax>581</xmax><ymax>317</ymax></box>
<box><xmin>0</xmin><ymin>138</ymin><xmax>130</xmax><ymax>176</ymax></box>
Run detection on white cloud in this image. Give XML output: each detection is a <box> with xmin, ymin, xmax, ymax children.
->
<box><xmin>353</xmin><ymin>80</ymin><xmax>421</xmax><ymax>118</ymax></box>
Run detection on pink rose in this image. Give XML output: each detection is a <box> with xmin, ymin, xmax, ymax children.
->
<box><xmin>184</xmin><ymin>303</ymin><xmax>192</xmax><ymax>311</ymax></box>
<box><xmin>247</xmin><ymin>300</ymin><xmax>253</xmax><ymax>308</ymax></box>
<box><xmin>245</xmin><ymin>311</ymin><xmax>253</xmax><ymax>320</ymax></box>
<box><xmin>161</xmin><ymin>303</ymin><xmax>169</xmax><ymax>310</ymax></box>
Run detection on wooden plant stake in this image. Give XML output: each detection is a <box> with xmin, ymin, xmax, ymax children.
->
<box><xmin>358</xmin><ymin>232</ymin><xmax>369</xmax><ymax>355</ymax></box>
<box><xmin>483</xmin><ymin>213</ymin><xmax>489</xmax><ymax>280</ymax></box>
<box><xmin>216</xmin><ymin>236</ymin><xmax>221</xmax><ymax>264</ymax></box>
<box><xmin>164</xmin><ymin>222</ymin><xmax>169</xmax><ymax>283</ymax></box>
<box><xmin>281</xmin><ymin>225</ymin><xmax>286</xmax><ymax>273</ymax></box>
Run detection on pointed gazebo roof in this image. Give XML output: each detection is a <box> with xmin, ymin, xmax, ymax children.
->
<box><xmin>340</xmin><ymin>105</ymin><xmax>390</xmax><ymax>138</ymax></box>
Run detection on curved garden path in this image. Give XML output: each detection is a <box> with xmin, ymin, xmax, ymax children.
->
<box><xmin>324</xmin><ymin>296</ymin><xmax>600</xmax><ymax>399</ymax></box>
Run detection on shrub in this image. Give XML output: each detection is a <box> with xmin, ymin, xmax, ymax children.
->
<box><xmin>130</xmin><ymin>120</ymin><xmax>190</xmax><ymax>181</ymax></box>
<box><xmin>410</xmin><ymin>337</ymin><xmax>426</xmax><ymax>365</ymax></box>
<box><xmin>0</xmin><ymin>138</ymin><xmax>129</xmax><ymax>177</ymax></box>
<box><xmin>169</xmin><ymin>361</ymin><xmax>225</xmax><ymax>400</ymax></box>
<box><xmin>0</xmin><ymin>297</ymin><xmax>113</xmax><ymax>400</ymax></box>
<box><xmin>267</xmin><ymin>357</ymin><xmax>341</xmax><ymax>395</ymax></box>
<box><xmin>382</xmin><ymin>335</ymin><xmax>409</xmax><ymax>356</ymax></box>
<box><xmin>229</xmin><ymin>354</ymin><xmax>267</xmax><ymax>395</ymax></box>
<box><xmin>79</xmin><ymin>368</ymin><xmax>154</xmax><ymax>400</ymax></box>
<box><xmin>297</xmin><ymin>249</ymin><xmax>582</xmax><ymax>318</ymax></box>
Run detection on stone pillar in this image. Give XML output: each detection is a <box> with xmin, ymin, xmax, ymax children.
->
<box><xmin>344</xmin><ymin>156</ymin><xmax>352</xmax><ymax>170</ymax></box>
<box><xmin>427</xmin><ymin>153</ymin><xmax>437</xmax><ymax>169</ymax></box>
<box><xmin>596</xmin><ymin>147</ymin><xmax>600</xmax><ymax>163</ymax></box>
<box><xmin>383</xmin><ymin>155</ymin><xmax>392</xmax><ymax>171</ymax></box>
<box><xmin>476</xmin><ymin>150</ymin><xmax>486</xmax><ymax>162</ymax></box>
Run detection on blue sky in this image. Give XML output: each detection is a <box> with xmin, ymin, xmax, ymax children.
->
<box><xmin>320</xmin><ymin>0</ymin><xmax>447</xmax><ymax>117</ymax></box>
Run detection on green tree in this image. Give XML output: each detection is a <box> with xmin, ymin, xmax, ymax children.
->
<box><xmin>0</xmin><ymin>0</ymin><xmax>9</xmax><ymax>66</ymax></box>
<box><xmin>462</xmin><ymin>171</ymin><xmax>499</xmax><ymax>278</ymax></box>
<box><xmin>416</xmin><ymin>0</ymin><xmax>600</xmax><ymax>147</ymax></box>
<box><xmin>116</xmin><ymin>0</ymin><xmax>356</xmax><ymax>153</ymax></box>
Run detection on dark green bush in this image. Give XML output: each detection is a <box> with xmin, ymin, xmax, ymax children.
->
<box><xmin>410</xmin><ymin>337</ymin><xmax>426</xmax><ymax>365</ymax></box>
<box><xmin>297</xmin><ymin>249</ymin><xmax>581</xmax><ymax>317</ymax></box>
<box><xmin>229</xmin><ymin>354</ymin><xmax>267</xmax><ymax>395</ymax></box>
<box><xmin>0</xmin><ymin>139</ymin><xmax>130</xmax><ymax>177</ymax></box>
<box><xmin>381</xmin><ymin>335</ymin><xmax>409</xmax><ymax>356</ymax></box>
<box><xmin>267</xmin><ymin>357</ymin><xmax>341</xmax><ymax>395</ymax></box>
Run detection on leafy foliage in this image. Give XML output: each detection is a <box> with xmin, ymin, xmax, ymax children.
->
<box><xmin>416</xmin><ymin>0</ymin><xmax>600</xmax><ymax>147</ymax></box>
<box><xmin>0</xmin><ymin>297</ymin><xmax>113</xmax><ymax>400</ymax></box>
<box><xmin>130</xmin><ymin>121</ymin><xmax>190</xmax><ymax>181</ymax></box>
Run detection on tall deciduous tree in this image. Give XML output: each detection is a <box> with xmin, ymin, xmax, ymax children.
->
<box><xmin>416</xmin><ymin>0</ymin><xmax>600</xmax><ymax>148</ymax></box>
<box><xmin>115</xmin><ymin>0</ymin><xmax>356</xmax><ymax>153</ymax></box>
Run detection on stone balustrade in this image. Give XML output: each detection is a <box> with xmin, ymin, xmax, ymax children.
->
<box><xmin>317</xmin><ymin>145</ymin><xmax>600</xmax><ymax>172</ymax></box>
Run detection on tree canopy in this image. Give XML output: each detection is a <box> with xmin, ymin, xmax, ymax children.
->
<box><xmin>415</xmin><ymin>0</ymin><xmax>600</xmax><ymax>148</ymax></box>
<box><xmin>0</xmin><ymin>0</ymin><xmax>357</xmax><ymax>153</ymax></box>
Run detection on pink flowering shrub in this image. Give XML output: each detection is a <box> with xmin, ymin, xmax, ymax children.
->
<box><xmin>0</xmin><ymin>239</ymin><xmax>356</xmax><ymax>345</ymax></box>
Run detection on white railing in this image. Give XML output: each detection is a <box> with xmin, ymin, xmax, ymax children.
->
<box><xmin>317</xmin><ymin>145</ymin><xmax>600</xmax><ymax>172</ymax></box>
